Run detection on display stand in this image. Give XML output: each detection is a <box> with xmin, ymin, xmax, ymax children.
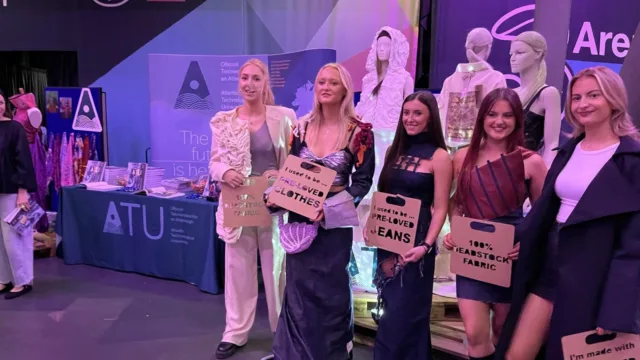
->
<box><xmin>44</xmin><ymin>87</ymin><xmax>108</xmax><ymax>211</ymax></box>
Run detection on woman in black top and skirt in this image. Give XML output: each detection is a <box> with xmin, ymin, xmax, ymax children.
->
<box><xmin>369</xmin><ymin>91</ymin><xmax>453</xmax><ymax>359</ymax></box>
<box><xmin>0</xmin><ymin>89</ymin><xmax>36</xmax><ymax>299</ymax></box>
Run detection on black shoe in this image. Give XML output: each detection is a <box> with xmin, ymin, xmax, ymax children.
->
<box><xmin>215</xmin><ymin>342</ymin><xmax>243</xmax><ymax>359</ymax></box>
<box><xmin>0</xmin><ymin>283</ymin><xmax>13</xmax><ymax>294</ymax></box>
<box><xmin>4</xmin><ymin>285</ymin><xmax>32</xmax><ymax>300</ymax></box>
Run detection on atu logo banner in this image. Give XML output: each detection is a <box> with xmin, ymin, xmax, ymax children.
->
<box><xmin>148</xmin><ymin>49</ymin><xmax>336</xmax><ymax>179</ymax></box>
<box><xmin>431</xmin><ymin>0</ymin><xmax>639</xmax><ymax>89</ymax></box>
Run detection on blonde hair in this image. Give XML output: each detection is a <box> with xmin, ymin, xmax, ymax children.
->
<box><xmin>238</xmin><ymin>58</ymin><xmax>275</xmax><ymax>105</ymax></box>
<box><xmin>306</xmin><ymin>63</ymin><xmax>359</xmax><ymax>151</ymax></box>
<box><xmin>565</xmin><ymin>66</ymin><xmax>639</xmax><ymax>139</ymax></box>
<box><xmin>513</xmin><ymin>31</ymin><xmax>547</xmax><ymax>106</ymax></box>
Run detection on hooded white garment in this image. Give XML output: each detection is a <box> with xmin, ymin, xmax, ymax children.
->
<box><xmin>352</xmin><ymin>27</ymin><xmax>413</xmax><ymax>292</ymax></box>
<box><xmin>355</xmin><ymin>26</ymin><xmax>412</xmax><ymax>130</ymax></box>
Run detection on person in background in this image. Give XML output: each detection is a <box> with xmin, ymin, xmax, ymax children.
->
<box><xmin>443</xmin><ymin>88</ymin><xmax>547</xmax><ymax>360</ymax></box>
<box><xmin>369</xmin><ymin>91</ymin><xmax>452</xmax><ymax>359</ymax></box>
<box><xmin>266</xmin><ymin>63</ymin><xmax>375</xmax><ymax>360</ymax></box>
<box><xmin>0</xmin><ymin>89</ymin><xmax>37</xmax><ymax>300</ymax></box>
<box><xmin>497</xmin><ymin>66</ymin><xmax>640</xmax><ymax>360</ymax></box>
<box><xmin>208</xmin><ymin>59</ymin><xmax>296</xmax><ymax>359</ymax></box>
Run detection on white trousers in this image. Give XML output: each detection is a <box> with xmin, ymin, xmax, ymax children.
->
<box><xmin>0</xmin><ymin>194</ymin><xmax>34</xmax><ymax>287</ymax></box>
<box><xmin>222</xmin><ymin>225</ymin><xmax>283</xmax><ymax>345</ymax></box>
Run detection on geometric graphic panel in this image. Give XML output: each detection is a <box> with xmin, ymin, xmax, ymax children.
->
<box><xmin>72</xmin><ymin>88</ymin><xmax>103</xmax><ymax>132</ymax></box>
<box><xmin>174</xmin><ymin>61</ymin><xmax>215</xmax><ymax>110</ymax></box>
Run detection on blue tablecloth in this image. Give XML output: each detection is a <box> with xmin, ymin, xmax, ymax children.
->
<box><xmin>57</xmin><ymin>186</ymin><xmax>224</xmax><ymax>294</ymax></box>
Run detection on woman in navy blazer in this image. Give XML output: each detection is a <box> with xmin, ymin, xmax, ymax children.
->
<box><xmin>496</xmin><ymin>66</ymin><xmax>640</xmax><ymax>360</ymax></box>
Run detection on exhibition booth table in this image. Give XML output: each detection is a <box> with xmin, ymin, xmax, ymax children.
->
<box><xmin>56</xmin><ymin>186</ymin><xmax>225</xmax><ymax>294</ymax></box>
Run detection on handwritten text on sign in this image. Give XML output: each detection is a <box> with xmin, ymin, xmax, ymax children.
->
<box><xmin>270</xmin><ymin>155</ymin><xmax>336</xmax><ymax>219</ymax></box>
<box><xmin>450</xmin><ymin>216</ymin><xmax>514</xmax><ymax>287</ymax></box>
<box><xmin>222</xmin><ymin>176</ymin><xmax>271</xmax><ymax>227</ymax></box>
<box><xmin>365</xmin><ymin>193</ymin><xmax>421</xmax><ymax>255</ymax></box>
<box><xmin>561</xmin><ymin>330</ymin><xmax>639</xmax><ymax>360</ymax></box>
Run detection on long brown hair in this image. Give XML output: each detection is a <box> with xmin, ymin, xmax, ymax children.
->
<box><xmin>0</xmin><ymin>89</ymin><xmax>12</xmax><ymax>119</ymax></box>
<box><xmin>378</xmin><ymin>91</ymin><xmax>446</xmax><ymax>192</ymax></box>
<box><xmin>455</xmin><ymin>88</ymin><xmax>524</xmax><ymax>208</ymax></box>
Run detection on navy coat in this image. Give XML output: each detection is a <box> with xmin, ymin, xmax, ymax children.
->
<box><xmin>496</xmin><ymin>134</ymin><xmax>640</xmax><ymax>359</ymax></box>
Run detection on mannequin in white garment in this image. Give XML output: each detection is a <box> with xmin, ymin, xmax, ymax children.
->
<box><xmin>510</xmin><ymin>31</ymin><xmax>561</xmax><ymax>166</ymax></box>
<box><xmin>352</xmin><ymin>26</ymin><xmax>413</xmax><ymax>292</ymax></box>
<box><xmin>356</xmin><ymin>26</ymin><xmax>414</xmax><ymax>130</ymax></box>
<box><xmin>438</xmin><ymin>28</ymin><xmax>507</xmax><ymax>148</ymax></box>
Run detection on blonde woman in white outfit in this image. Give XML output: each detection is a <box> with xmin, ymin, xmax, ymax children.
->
<box><xmin>209</xmin><ymin>59</ymin><xmax>296</xmax><ymax>359</ymax></box>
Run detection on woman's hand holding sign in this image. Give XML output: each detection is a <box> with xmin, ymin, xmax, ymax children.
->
<box><xmin>223</xmin><ymin>169</ymin><xmax>245</xmax><ymax>188</ymax></box>
<box><xmin>442</xmin><ymin>232</ymin><xmax>455</xmax><ymax>251</ymax></box>
<box><xmin>508</xmin><ymin>242</ymin><xmax>520</xmax><ymax>260</ymax></box>
<box><xmin>310</xmin><ymin>209</ymin><xmax>325</xmax><ymax>223</ymax></box>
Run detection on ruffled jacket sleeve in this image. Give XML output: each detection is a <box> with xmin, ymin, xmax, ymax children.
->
<box><xmin>12</xmin><ymin>123</ymin><xmax>37</xmax><ymax>193</ymax></box>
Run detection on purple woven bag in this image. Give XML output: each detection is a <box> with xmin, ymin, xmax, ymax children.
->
<box><xmin>278</xmin><ymin>216</ymin><xmax>320</xmax><ymax>254</ymax></box>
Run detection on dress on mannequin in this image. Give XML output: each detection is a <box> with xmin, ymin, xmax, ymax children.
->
<box><xmin>9</xmin><ymin>92</ymin><xmax>49</xmax><ymax>233</ymax></box>
<box><xmin>438</xmin><ymin>28</ymin><xmax>507</xmax><ymax>148</ymax></box>
<box><xmin>353</xmin><ymin>26</ymin><xmax>413</xmax><ymax>290</ymax></box>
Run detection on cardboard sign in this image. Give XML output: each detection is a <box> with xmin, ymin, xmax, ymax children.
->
<box><xmin>562</xmin><ymin>330</ymin><xmax>640</xmax><ymax>360</ymax></box>
<box><xmin>269</xmin><ymin>155</ymin><xmax>337</xmax><ymax>219</ymax></box>
<box><xmin>222</xmin><ymin>176</ymin><xmax>272</xmax><ymax>227</ymax></box>
<box><xmin>450</xmin><ymin>216</ymin><xmax>514</xmax><ymax>287</ymax></box>
<box><xmin>365</xmin><ymin>192</ymin><xmax>421</xmax><ymax>255</ymax></box>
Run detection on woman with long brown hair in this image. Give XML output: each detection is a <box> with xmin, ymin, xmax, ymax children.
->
<box><xmin>370</xmin><ymin>91</ymin><xmax>452</xmax><ymax>359</ymax></box>
<box><xmin>497</xmin><ymin>66</ymin><xmax>640</xmax><ymax>360</ymax></box>
<box><xmin>443</xmin><ymin>88</ymin><xmax>547</xmax><ymax>360</ymax></box>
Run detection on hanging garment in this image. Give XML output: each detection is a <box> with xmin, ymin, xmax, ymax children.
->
<box><xmin>90</xmin><ymin>134</ymin><xmax>99</xmax><ymax>161</ymax></box>
<box><xmin>53</xmin><ymin>134</ymin><xmax>62</xmax><ymax>191</ymax></box>
<box><xmin>73</xmin><ymin>137</ymin><xmax>84</xmax><ymax>184</ymax></box>
<box><xmin>81</xmin><ymin>135</ymin><xmax>90</xmax><ymax>180</ymax></box>
<box><xmin>61</xmin><ymin>133</ymin><xmax>74</xmax><ymax>187</ymax></box>
<box><xmin>46</xmin><ymin>133</ymin><xmax>54</xmax><ymax>187</ymax></box>
<box><xmin>30</xmin><ymin>133</ymin><xmax>49</xmax><ymax>232</ymax></box>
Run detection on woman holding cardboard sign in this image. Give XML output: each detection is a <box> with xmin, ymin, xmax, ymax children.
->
<box><xmin>496</xmin><ymin>67</ymin><xmax>640</xmax><ymax>360</ymax></box>
<box><xmin>366</xmin><ymin>91</ymin><xmax>452</xmax><ymax>359</ymax></box>
<box><xmin>443</xmin><ymin>88</ymin><xmax>547</xmax><ymax>360</ymax></box>
<box><xmin>208</xmin><ymin>58</ymin><xmax>296</xmax><ymax>360</ymax></box>
<box><xmin>265</xmin><ymin>63</ymin><xmax>375</xmax><ymax>360</ymax></box>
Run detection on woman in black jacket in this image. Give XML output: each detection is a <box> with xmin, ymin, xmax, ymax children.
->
<box><xmin>497</xmin><ymin>66</ymin><xmax>640</xmax><ymax>359</ymax></box>
<box><xmin>0</xmin><ymin>89</ymin><xmax>37</xmax><ymax>300</ymax></box>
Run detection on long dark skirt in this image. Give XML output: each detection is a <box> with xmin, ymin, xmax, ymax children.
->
<box><xmin>373</xmin><ymin>249</ymin><xmax>437</xmax><ymax>359</ymax></box>
<box><xmin>272</xmin><ymin>212</ymin><xmax>353</xmax><ymax>360</ymax></box>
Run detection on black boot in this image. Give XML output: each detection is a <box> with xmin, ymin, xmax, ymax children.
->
<box><xmin>214</xmin><ymin>342</ymin><xmax>243</xmax><ymax>359</ymax></box>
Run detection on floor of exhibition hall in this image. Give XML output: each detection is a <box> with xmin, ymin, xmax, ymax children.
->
<box><xmin>0</xmin><ymin>259</ymin><xmax>464</xmax><ymax>359</ymax></box>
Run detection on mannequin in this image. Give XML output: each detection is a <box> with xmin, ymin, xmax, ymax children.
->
<box><xmin>353</xmin><ymin>26</ymin><xmax>414</xmax><ymax>291</ymax></box>
<box><xmin>9</xmin><ymin>89</ymin><xmax>48</xmax><ymax>233</ymax></box>
<box><xmin>356</xmin><ymin>26</ymin><xmax>414</xmax><ymax>130</ymax></box>
<box><xmin>510</xmin><ymin>31</ymin><xmax>561</xmax><ymax>166</ymax></box>
<box><xmin>438</xmin><ymin>28</ymin><xmax>507</xmax><ymax>148</ymax></box>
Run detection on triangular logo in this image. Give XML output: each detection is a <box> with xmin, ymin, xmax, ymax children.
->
<box><xmin>72</xmin><ymin>88</ymin><xmax>103</xmax><ymax>132</ymax></box>
<box><xmin>174</xmin><ymin>61</ymin><xmax>215</xmax><ymax>110</ymax></box>
<box><xmin>103</xmin><ymin>201</ymin><xmax>124</xmax><ymax>235</ymax></box>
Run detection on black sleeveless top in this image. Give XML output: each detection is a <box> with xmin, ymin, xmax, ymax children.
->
<box><xmin>382</xmin><ymin>133</ymin><xmax>437</xmax><ymax>247</ymax></box>
<box><xmin>523</xmin><ymin>86</ymin><xmax>549</xmax><ymax>152</ymax></box>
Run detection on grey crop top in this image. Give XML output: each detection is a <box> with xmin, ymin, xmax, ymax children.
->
<box><xmin>248</xmin><ymin>121</ymin><xmax>277</xmax><ymax>176</ymax></box>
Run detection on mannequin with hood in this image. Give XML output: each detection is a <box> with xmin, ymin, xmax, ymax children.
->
<box><xmin>510</xmin><ymin>31</ymin><xmax>561</xmax><ymax>166</ymax></box>
<box><xmin>9</xmin><ymin>89</ymin><xmax>48</xmax><ymax>233</ymax></box>
<box><xmin>438</xmin><ymin>28</ymin><xmax>507</xmax><ymax>148</ymax></box>
<box><xmin>353</xmin><ymin>27</ymin><xmax>414</xmax><ymax>290</ymax></box>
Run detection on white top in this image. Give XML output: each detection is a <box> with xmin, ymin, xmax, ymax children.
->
<box><xmin>554</xmin><ymin>141</ymin><xmax>620</xmax><ymax>222</ymax></box>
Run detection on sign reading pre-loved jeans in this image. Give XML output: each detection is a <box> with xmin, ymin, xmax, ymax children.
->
<box><xmin>148</xmin><ymin>49</ymin><xmax>336</xmax><ymax>179</ymax></box>
<box><xmin>60</xmin><ymin>186</ymin><xmax>222</xmax><ymax>294</ymax></box>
